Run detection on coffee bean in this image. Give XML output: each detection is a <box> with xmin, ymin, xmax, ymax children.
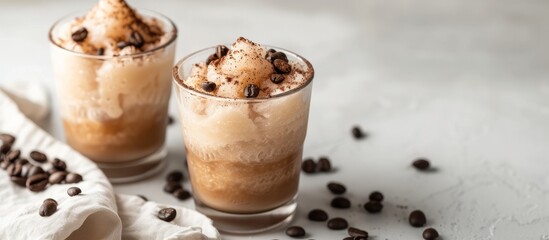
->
<box><xmin>28</xmin><ymin>165</ymin><xmax>45</xmax><ymax>176</ymax></box>
<box><xmin>30</xmin><ymin>150</ymin><xmax>47</xmax><ymax>163</ymax></box>
<box><xmin>7</xmin><ymin>162</ymin><xmax>22</xmax><ymax>176</ymax></box>
<box><xmin>423</xmin><ymin>228</ymin><xmax>439</xmax><ymax>240</ymax></box>
<box><xmin>0</xmin><ymin>143</ymin><xmax>11</xmax><ymax>154</ymax></box>
<box><xmin>44</xmin><ymin>198</ymin><xmax>58</xmax><ymax>205</ymax></box>
<box><xmin>39</xmin><ymin>198</ymin><xmax>57</xmax><ymax>217</ymax></box>
<box><xmin>244</xmin><ymin>84</ymin><xmax>260</xmax><ymax>98</ymax></box>
<box><xmin>52</xmin><ymin>158</ymin><xmax>67</xmax><ymax>171</ymax></box>
<box><xmin>270</xmin><ymin>51</ymin><xmax>288</xmax><ymax>62</ymax></box>
<box><xmin>270</xmin><ymin>73</ymin><xmax>285</xmax><ymax>84</ymax></box>
<box><xmin>285</xmin><ymin>226</ymin><xmax>306</xmax><ymax>238</ymax></box>
<box><xmin>364</xmin><ymin>201</ymin><xmax>383</xmax><ymax>213</ymax></box>
<box><xmin>97</xmin><ymin>48</ymin><xmax>105</xmax><ymax>56</ymax></box>
<box><xmin>166</xmin><ymin>170</ymin><xmax>184</xmax><ymax>182</ymax></box>
<box><xmin>351</xmin><ymin>126</ymin><xmax>366</xmax><ymax>139</ymax></box>
<box><xmin>328</xmin><ymin>182</ymin><xmax>346</xmax><ymax>195</ymax></box>
<box><xmin>48</xmin><ymin>168</ymin><xmax>60</xmax><ymax>175</ymax></box>
<box><xmin>201</xmin><ymin>81</ymin><xmax>216</xmax><ymax>92</ymax></box>
<box><xmin>15</xmin><ymin>158</ymin><xmax>28</xmax><ymax>166</ymax></box>
<box><xmin>273</xmin><ymin>59</ymin><xmax>292</xmax><ymax>74</ymax></box>
<box><xmin>216</xmin><ymin>45</ymin><xmax>229</xmax><ymax>59</ymax></box>
<box><xmin>348</xmin><ymin>227</ymin><xmax>368</xmax><ymax>237</ymax></box>
<box><xmin>369</xmin><ymin>191</ymin><xmax>384</xmax><ymax>202</ymax></box>
<box><xmin>49</xmin><ymin>171</ymin><xmax>68</xmax><ymax>184</ymax></box>
<box><xmin>173</xmin><ymin>188</ymin><xmax>191</xmax><ymax>200</ymax></box>
<box><xmin>137</xmin><ymin>195</ymin><xmax>148</xmax><ymax>201</ymax></box>
<box><xmin>301</xmin><ymin>158</ymin><xmax>316</xmax><ymax>174</ymax></box>
<box><xmin>206</xmin><ymin>53</ymin><xmax>218</xmax><ymax>65</ymax></box>
<box><xmin>0</xmin><ymin>133</ymin><xmax>15</xmax><ymax>145</ymax></box>
<box><xmin>129</xmin><ymin>31</ymin><xmax>144</xmax><ymax>48</ymax></box>
<box><xmin>67</xmin><ymin>187</ymin><xmax>82</xmax><ymax>196</ymax></box>
<box><xmin>163</xmin><ymin>182</ymin><xmax>182</xmax><ymax>193</ymax></box>
<box><xmin>158</xmin><ymin>207</ymin><xmax>177</xmax><ymax>222</ymax></box>
<box><xmin>65</xmin><ymin>173</ymin><xmax>83</xmax><ymax>183</ymax></box>
<box><xmin>413</xmin><ymin>159</ymin><xmax>430</xmax><ymax>170</ymax></box>
<box><xmin>265</xmin><ymin>48</ymin><xmax>276</xmax><ymax>60</ymax></box>
<box><xmin>327</xmin><ymin>217</ymin><xmax>348</xmax><ymax>230</ymax></box>
<box><xmin>409</xmin><ymin>210</ymin><xmax>427</xmax><ymax>227</ymax></box>
<box><xmin>10</xmin><ymin>176</ymin><xmax>27</xmax><ymax>187</ymax></box>
<box><xmin>27</xmin><ymin>173</ymin><xmax>49</xmax><ymax>192</ymax></box>
<box><xmin>331</xmin><ymin>197</ymin><xmax>351</xmax><ymax>209</ymax></box>
<box><xmin>167</xmin><ymin>116</ymin><xmax>175</xmax><ymax>125</ymax></box>
<box><xmin>71</xmin><ymin>27</ymin><xmax>88</xmax><ymax>42</ymax></box>
<box><xmin>317</xmin><ymin>157</ymin><xmax>332</xmax><ymax>172</ymax></box>
<box><xmin>5</xmin><ymin>149</ymin><xmax>21</xmax><ymax>163</ymax></box>
<box><xmin>308</xmin><ymin>209</ymin><xmax>328</xmax><ymax>221</ymax></box>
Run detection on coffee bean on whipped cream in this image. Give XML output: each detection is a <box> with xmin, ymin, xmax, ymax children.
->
<box><xmin>7</xmin><ymin>162</ymin><xmax>22</xmax><ymax>177</ymax></box>
<box><xmin>0</xmin><ymin>143</ymin><xmax>11</xmax><ymax>154</ymax></box>
<box><xmin>71</xmin><ymin>27</ymin><xmax>88</xmax><ymax>42</ymax></box>
<box><xmin>269</xmin><ymin>51</ymin><xmax>288</xmax><ymax>63</ymax></box>
<box><xmin>52</xmin><ymin>158</ymin><xmax>67</xmax><ymax>171</ymax></box>
<box><xmin>0</xmin><ymin>133</ymin><xmax>15</xmax><ymax>145</ymax></box>
<box><xmin>206</xmin><ymin>53</ymin><xmax>218</xmax><ymax>65</ymax></box>
<box><xmin>244</xmin><ymin>84</ymin><xmax>260</xmax><ymax>98</ymax></box>
<box><xmin>270</xmin><ymin>73</ymin><xmax>285</xmax><ymax>84</ymax></box>
<box><xmin>27</xmin><ymin>173</ymin><xmax>49</xmax><ymax>192</ymax></box>
<box><xmin>201</xmin><ymin>81</ymin><xmax>217</xmax><ymax>92</ymax></box>
<box><xmin>216</xmin><ymin>45</ymin><xmax>229</xmax><ymax>59</ymax></box>
<box><xmin>39</xmin><ymin>198</ymin><xmax>58</xmax><ymax>217</ymax></box>
<box><xmin>265</xmin><ymin>48</ymin><xmax>276</xmax><ymax>60</ymax></box>
<box><xmin>49</xmin><ymin>171</ymin><xmax>67</xmax><ymax>184</ymax></box>
<box><xmin>273</xmin><ymin>59</ymin><xmax>292</xmax><ymax>74</ymax></box>
<box><xmin>97</xmin><ymin>48</ymin><xmax>105</xmax><ymax>56</ymax></box>
<box><xmin>10</xmin><ymin>176</ymin><xmax>27</xmax><ymax>187</ymax></box>
<box><xmin>65</xmin><ymin>173</ymin><xmax>83</xmax><ymax>184</ymax></box>
<box><xmin>129</xmin><ymin>31</ymin><xmax>144</xmax><ymax>48</ymax></box>
<box><xmin>67</xmin><ymin>187</ymin><xmax>82</xmax><ymax>197</ymax></box>
<box><xmin>158</xmin><ymin>207</ymin><xmax>177</xmax><ymax>222</ymax></box>
<box><xmin>28</xmin><ymin>165</ymin><xmax>45</xmax><ymax>177</ymax></box>
<box><xmin>30</xmin><ymin>150</ymin><xmax>47</xmax><ymax>163</ymax></box>
<box><xmin>6</xmin><ymin>149</ymin><xmax>21</xmax><ymax>163</ymax></box>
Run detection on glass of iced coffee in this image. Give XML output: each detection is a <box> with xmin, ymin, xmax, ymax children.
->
<box><xmin>173</xmin><ymin>37</ymin><xmax>314</xmax><ymax>233</ymax></box>
<box><xmin>49</xmin><ymin>0</ymin><xmax>177</xmax><ymax>182</ymax></box>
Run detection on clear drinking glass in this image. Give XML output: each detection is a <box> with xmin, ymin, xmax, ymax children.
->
<box><xmin>173</xmin><ymin>46</ymin><xmax>314</xmax><ymax>233</ymax></box>
<box><xmin>49</xmin><ymin>10</ymin><xmax>177</xmax><ymax>182</ymax></box>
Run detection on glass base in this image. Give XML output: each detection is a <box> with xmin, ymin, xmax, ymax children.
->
<box><xmin>96</xmin><ymin>145</ymin><xmax>167</xmax><ymax>184</ymax></box>
<box><xmin>194</xmin><ymin>195</ymin><xmax>297</xmax><ymax>234</ymax></box>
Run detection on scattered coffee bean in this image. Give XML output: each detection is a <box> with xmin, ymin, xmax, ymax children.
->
<box><xmin>10</xmin><ymin>176</ymin><xmax>27</xmax><ymax>187</ymax></box>
<box><xmin>273</xmin><ymin>59</ymin><xmax>292</xmax><ymax>74</ymax></box>
<box><xmin>5</xmin><ymin>149</ymin><xmax>21</xmax><ymax>163</ymax></box>
<box><xmin>52</xmin><ymin>158</ymin><xmax>67</xmax><ymax>171</ymax></box>
<box><xmin>0</xmin><ymin>143</ymin><xmax>11</xmax><ymax>154</ymax></box>
<box><xmin>97</xmin><ymin>48</ymin><xmax>105</xmax><ymax>56</ymax></box>
<box><xmin>351</xmin><ymin>126</ymin><xmax>366</xmax><ymax>139</ymax></box>
<box><xmin>317</xmin><ymin>157</ymin><xmax>332</xmax><ymax>172</ymax></box>
<box><xmin>28</xmin><ymin>165</ymin><xmax>45</xmax><ymax>176</ymax></box>
<box><xmin>7</xmin><ymin>162</ymin><xmax>22</xmax><ymax>176</ymax></box>
<box><xmin>67</xmin><ymin>187</ymin><xmax>82</xmax><ymax>196</ymax></box>
<box><xmin>166</xmin><ymin>170</ymin><xmax>184</xmax><ymax>182</ymax></box>
<box><xmin>265</xmin><ymin>48</ymin><xmax>276</xmax><ymax>59</ymax></box>
<box><xmin>49</xmin><ymin>171</ymin><xmax>68</xmax><ymax>184</ymax></box>
<box><xmin>348</xmin><ymin>227</ymin><xmax>369</xmax><ymax>237</ymax></box>
<box><xmin>48</xmin><ymin>168</ymin><xmax>61</xmax><ymax>175</ymax></box>
<box><xmin>129</xmin><ymin>31</ymin><xmax>144</xmax><ymax>48</ymax></box>
<box><xmin>285</xmin><ymin>226</ymin><xmax>306</xmax><ymax>238</ymax></box>
<box><xmin>117</xmin><ymin>41</ymin><xmax>131</xmax><ymax>49</ymax></box>
<box><xmin>15</xmin><ymin>158</ymin><xmax>28</xmax><ymax>166</ymax></box>
<box><xmin>71</xmin><ymin>27</ymin><xmax>88</xmax><ymax>42</ymax></box>
<box><xmin>0</xmin><ymin>133</ymin><xmax>15</xmax><ymax>145</ymax></box>
<box><xmin>65</xmin><ymin>173</ymin><xmax>83</xmax><ymax>184</ymax></box>
<box><xmin>27</xmin><ymin>173</ymin><xmax>49</xmax><ymax>192</ymax></box>
<box><xmin>301</xmin><ymin>158</ymin><xmax>316</xmax><ymax>174</ymax></box>
<box><xmin>270</xmin><ymin>73</ymin><xmax>285</xmax><ymax>84</ymax></box>
<box><xmin>173</xmin><ymin>188</ymin><xmax>191</xmax><ymax>200</ymax></box>
<box><xmin>328</xmin><ymin>182</ymin><xmax>346</xmax><ymax>195</ymax></box>
<box><xmin>30</xmin><ymin>150</ymin><xmax>47</xmax><ymax>163</ymax></box>
<box><xmin>39</xmin><ymin>198</ymin><xmax>58</xmax><ymax>217</ymax></box>
<box><xmin>158</xmin><ymin>207</ymin><xmax>177</xmax><ymax>222</ymax></box>
<box><xmin>331</xmin><ymin>197</ymin><xmax>351</xmax><ymax>209</ymax></box>
<box><xmin>270</xmin><ymin>51</ymin><xmax>288</xmax><ymax>62</ymax></box>
<box><xmin>244</xmin><ymin>84</ymin><xmax>260</xmax><ymax>98</ymax></box>
<box><xmin>409</xmin><ymin>210</ymin><xmax>427</xmax><ymax>227</ymax></box>
<box><xmin>216</xmin><ymin>45</ymin><xmax>229</xmax><ymax>58</ymax></box>
<box><xmin>44</xmin><ymin>198</ymin><xmax>57</xmax><ymax>205</ymax></box>
<box><xmin>413</xmin><ymin>159</ymin><xmax>430</xmax><ymax>170</ymax></box>
<box><xmin>201</xmin><ymin>81</ymin><xmax>217</xmax><ymax>92</ymax></box>
<box><xmin>137</xmin><ymin>195</ymin><xmax>148</xmax><ymax>201</ymax></box>
<box><xmin>308</xmin><ymin>209</ymin><xmax>328</xmax><ymax>221</ymax></box>
<box><xmin>327</xmin><ymin>217</ymin><xmax>348</xmax><ymax>230</ymax></box>
<box><xmin>206</xmin><ymin>53</ymin><xmax>218</xmax><ymax>65</ymax></box>
<box><xmin>364</xmin><ymin>201</ymin><xmax>383</xmax><ymax>213</ymax></box>
<box><xmin>163</xmin><ymin>182</ymin><xmax>182</xmax><ymax>194</ymax></box>
<box><xmin>369</xmin><ymin>191</ymin><xmax>384</xmax><ymax>202</ymax></box>
<box><xmin>423</xmin><ymin>228</ymin><xmax>439</xmax><ymax>240</ymax></box>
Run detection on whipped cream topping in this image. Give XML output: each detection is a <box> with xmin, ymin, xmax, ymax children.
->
<box><xmin>182</xmin><ymin>37</ymin><xmax>313</xmax><ymax>98</ymax></box>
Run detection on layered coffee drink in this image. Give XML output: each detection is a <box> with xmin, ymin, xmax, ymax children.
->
<box><xmin>173</xmin><ymin>37</ymin><xmax>314</xmax><ymax>233</ymax></box>
<box><xmin>49</xmin><ymin>0</ymin><xmax>176</xmax><ymax>166</ymax></box>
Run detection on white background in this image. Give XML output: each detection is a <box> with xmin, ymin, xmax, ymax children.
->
<box><xmin>1</xmin><ymin>0</ymin><xmax>549</xmax><ymax>239</ymax></box>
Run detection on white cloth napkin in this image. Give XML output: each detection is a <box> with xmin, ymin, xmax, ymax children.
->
<box><xmin>0</xmin><ymin>85</ymin><xmax>220</xmax><ymax>240</ymax></box>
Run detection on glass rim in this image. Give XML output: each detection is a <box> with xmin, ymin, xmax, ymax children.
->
<box><xmin>172</xmin><ymin>45</ymin><xmax>314</xmax><ymax>103</ymax></box>
<box><xmin>48</xmin><ymin>9</ymin><xmax>178</xmax><ymax>60</ymax></box>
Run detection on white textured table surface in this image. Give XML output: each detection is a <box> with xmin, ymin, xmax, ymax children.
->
<box><xmin>1</xmin><ymin>0</ymin><xmax>549</xmax><ymax>239</ymax></box>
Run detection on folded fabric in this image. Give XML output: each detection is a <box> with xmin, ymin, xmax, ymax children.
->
<box><xmin>0</xmin><ymin>87</ymin><xmax>219</xmax><ymax>239</ymax></box>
